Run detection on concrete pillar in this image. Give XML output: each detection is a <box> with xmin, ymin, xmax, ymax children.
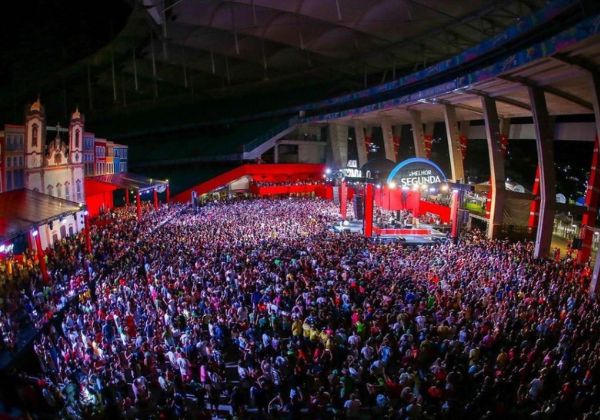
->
<box><xmin>381</xmin><ymin>118</ymin><xmax>396</xmax><ymax>162</ymax></box>
<box><xmin>354</xmin><ymin>121</ymin><xmax>368</xmax><ymax>167</ymax></box>
<box><xmin>481</xmin><ymin>96</ymin><xmax>506</xmax><ymax>239</ymax></box>
<box><xmin>529</xmin><ymin>86</ymin><xmax>556</xmax><ymax>259</ymax></box>
<box><xmin>273</xmin><ymin>143</ymin><xmax>279</xmax><ymax>163</ymax></box>
<box><xmin>410</xmin><ymin>110</ymin><xmax>427</xmax><ymax>158</ymax></box>
<box><xmin>327</xmin><ymin>124</ymin><xmax>348</xmax><ymax>169</ymax></box>
<box><xmin>444</xmin><ymin>105</ymin><xmax>466</xmax><ymax>182</ymax></box>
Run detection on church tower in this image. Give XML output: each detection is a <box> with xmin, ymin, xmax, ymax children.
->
<box><xmin>25</xmin><ymin>98</ymin><xmax>45</xmax><ymax>169</ymax></box>
<box><xmin>68</xmin><ymin>107</ymin><xmax>84</xmax><ymax>164</ymax></box>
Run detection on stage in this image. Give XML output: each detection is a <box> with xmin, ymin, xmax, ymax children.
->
<box><xmin>331</xmin><ymin>220</ymin><xmax>448</xmax><ymax>245</ymax></box>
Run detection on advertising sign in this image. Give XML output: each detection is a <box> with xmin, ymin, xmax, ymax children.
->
<box><xmin>387</xmin><ymin>158</ymin><xmax>447</xmax><ymax>187</ymax></box>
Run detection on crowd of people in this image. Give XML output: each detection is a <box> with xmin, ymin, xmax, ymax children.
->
<box><xmin>1</xmin><ymin>197</ymin><xmax>599</xmax><ymax>419</ymax></box>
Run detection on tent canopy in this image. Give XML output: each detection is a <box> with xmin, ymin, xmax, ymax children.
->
<box><xmin>88</xmin><ymin>173</ymin><xmax>168</xmax><ymax>193</ymax></box>
<box><xmin>0</xmin><ymin>189</ymin><xmax>82</xmax><ymax>243</ymax></box>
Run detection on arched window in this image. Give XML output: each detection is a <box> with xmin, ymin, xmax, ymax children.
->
<box><xmin>47</xmin><ymin>185</ymin><xmax>54</xmax><ymax>196</ymax></box>
<box><xmin>56</xmin><ymin>183</ymin><xmax>62</xmax><ymax>199</ymax></box>
<box><xmin>64</xmin><ymin>182</ymin><xmax>71</xmax><ymax>201</ymax></box>
<box><xmin>75</xmin><ymin>129</ymin><xmax>80</xmax><ymax>149</ymax></box>
<box><xmin>31</xmin><ymin>124</ymin><xmax>38</xmax><ymax>147</ymax></box>
<box><xmin>76</xmin><ymin>179</ymin><xmax>82</xmax><ymax>202</ymax></box>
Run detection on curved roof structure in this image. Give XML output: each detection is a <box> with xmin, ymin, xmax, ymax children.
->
<box><xmin>138</xmin><ymin>0</ymin><xmax>550</xmax><ymax>93</ymax></box>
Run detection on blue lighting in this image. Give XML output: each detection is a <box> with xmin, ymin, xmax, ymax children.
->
<box><xmin>386</xmin><ymin>158</ymin><xmax>447</xmax><ymax>185</ymax></box>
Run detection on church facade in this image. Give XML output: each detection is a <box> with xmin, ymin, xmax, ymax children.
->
<box><xmin>24</xmin><ymin>99</ymin><xmax>85</xmax><ymax>204</ymax></box>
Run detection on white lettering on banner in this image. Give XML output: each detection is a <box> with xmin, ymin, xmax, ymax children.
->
<box><xmin>408</xmin><ymin>169</ymin><xmax>432</xmax><ymax>177</ymax></box>
<box><xmin>347</xmin><ymin>160</ymin><xmax>358</xmax><ymax>168</ymax></box>
<box><xmin>341</xmin><ymin>168</ymin><xmax>362</xmax><ymax>178</ymax></box>
<box><xmin>399</xmin><ymin>175</ymin><xmax>442</xmax><ymax>186</ymax></box>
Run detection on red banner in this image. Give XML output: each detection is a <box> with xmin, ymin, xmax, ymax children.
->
<box><xmin>459</xmin><ymin>134</ymin><xmax>468</xmax><ymax>160</ymax></box>
<box><xmin>500</xmin><ymin>134</ymin><xmax>509</xmax><ymax>157</ymax></box>
<box><xmin>424</xmin><ymin>135</ymin><xmax>433</xmax><ymax>159</ymax></box>
<box><xmin>340</xmin><ymin>182</ymin><xmax>348</xmax><ymax>220</ymax></box>
<box><xmin>365</xmin><ymin>136</ymin><xmax>373</xmax><ymax>157</ymax></box>
<box><xmin>364</xmin><ymin>184</ymin><xmax>374</xmax><ymax>237</ymax></box>
<box><xmin>578</xmin><ymin>136</ymin><xmax>600</xmax><ymax>263</ymax></box>
<box><xmin>393</xmin><ymin>135</ymin><xmax>401</xmax><ymax>157</ymax></box>
<box><xmin>528</xmin><ymin>166</ymin><xmax>540</xmax><ymax>229</ymax></box>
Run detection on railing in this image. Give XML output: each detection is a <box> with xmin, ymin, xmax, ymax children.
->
<box><xmin>242</xmin><ymin>116</ymin><xmax>299</xmax><ymax>153</ymax></box>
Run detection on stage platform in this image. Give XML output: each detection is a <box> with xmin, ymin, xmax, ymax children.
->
<box><xmin>331</xmin><ymin>220</ymin><xmax>448</xmax><ymax>245</ymax></box>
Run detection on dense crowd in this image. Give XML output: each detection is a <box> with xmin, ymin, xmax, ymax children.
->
<box><xmin>2</xmin><ymin>197</ymin><xmax>600</xmax><ymax>419</ymax></box>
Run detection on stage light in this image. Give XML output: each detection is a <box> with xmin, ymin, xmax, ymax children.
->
<box><xmin>388</xmin><ymin>181</ymin><xmax>397</xmax><ymax>189</ymax></box>
<box><xmin>84</xmin><ymin>210</ymin><xmax>89</xmax><ymax>216</ymax></box>
<box><xmin>376</xmin><ymin>184</ymin><xmax>381</xmax><ymax>189</ymax></box>
<box><xmin>441</xmin><ymin>184</ymin><xmax>449</xmax><ymax>192</ymax></box>
<box><xmin>325</xmin><ymin>168</ymin><xmax>332</xmax><ymax>175</ymax></box>
<box><xmin>32</xmin><ymin>230</ymin><xmax>38</xmax><ymax>237</ymax></box>
<box><xmin>429</xmin><ymin>187</ymin><xmax>436</xmax><ymax>192</ymax></box>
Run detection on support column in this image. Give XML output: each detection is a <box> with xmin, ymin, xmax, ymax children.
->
<box><xmin>136</xmin><ymin>191</ymin><xmax>142</xmax><ymax>220</ymax></box>
<box><xmin>354</xmin><ymin>121</ymin><xmax>368</xmax><ymax>167</ymax></box>
<box><xmin>529</xmin><ymin>86</ymin><xmax>556</xmax><ymax>258</ymax></box>
<box><xmin>410</xmin><ymin>110</ymin><xmax>427</xmax><ymax>158</ymax></box>
<box><xmin>444</xmin><ymin>105</ymin><xmax>466</xmax><ymax>182</ymax></box>
<box><xmin>34</xmin><ymin>229</ymin><xmax>50</xmax><ymax>283</ymax></box>
<box><xmin>154</xmin><ymin>189</ymin><xmax>159</xmax><ymax>210</ymax></box>
<box><xmin>381</xmin><ymin>118</ymin><xmax>396</xmax><ymax>162</ymax></box>
<box><xmin>273</xmin><ymin>144</ymin><xmax>279</xmax><ymax>164</ymax></box>
<box><xmin>166</xmin><ymin>186</ymin><xmax>170</xmax><ymax>204</ymax></box>
<box><xmin>327</xmin><ymin>124</ymin><xmax>348</xmax><ymax>169</ymax></box>
<box><xmin>481</xmin><ymin>96</ymin><xmax>507</xmax><ymax>239</ymax></box>
<box><xmin>84</xmin><ymin>211</ymin><xmax>92</xmax><ymax>254</ymax></box>
<box><xmin>340</xmin><ymin>181</ymin><xmax>348</xmax><ymax>220</ymax></box>
<box><xmin>363</xmin><ymin>183</ymin><xmax>374</xmax><ymax>237</ymax></box>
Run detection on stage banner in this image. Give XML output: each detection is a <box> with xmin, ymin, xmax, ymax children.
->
<box><xmin>340</xmin><ymin>182</ymin><xmax>348</xmax><ymax>220</ymax></box>
<box><xmin>363</xmin><ymin>184</ymin><xmax>374</xmax><ymax>237</ymax></box>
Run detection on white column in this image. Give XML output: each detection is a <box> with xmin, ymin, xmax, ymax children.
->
<box><xmin>482</xmin><ymin>96</ymin><xmax>506</xmax><ymax>239</ymax></box>
<box><xmin>444</xmin><ymin>104</ymin><xmax>465</xmax><ymax>182</ymax></box>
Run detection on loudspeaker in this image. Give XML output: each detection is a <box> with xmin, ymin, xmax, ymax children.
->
<box><xmin>353</xmin><ymin>194</ymin><xmax>364</xmax><ymax>219</ymax></box>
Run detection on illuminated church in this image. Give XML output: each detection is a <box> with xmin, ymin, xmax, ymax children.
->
<box><xmin>24</xmin><ymin>99</ymin><xmax>85</xmax><ymax>203</ymax></box>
